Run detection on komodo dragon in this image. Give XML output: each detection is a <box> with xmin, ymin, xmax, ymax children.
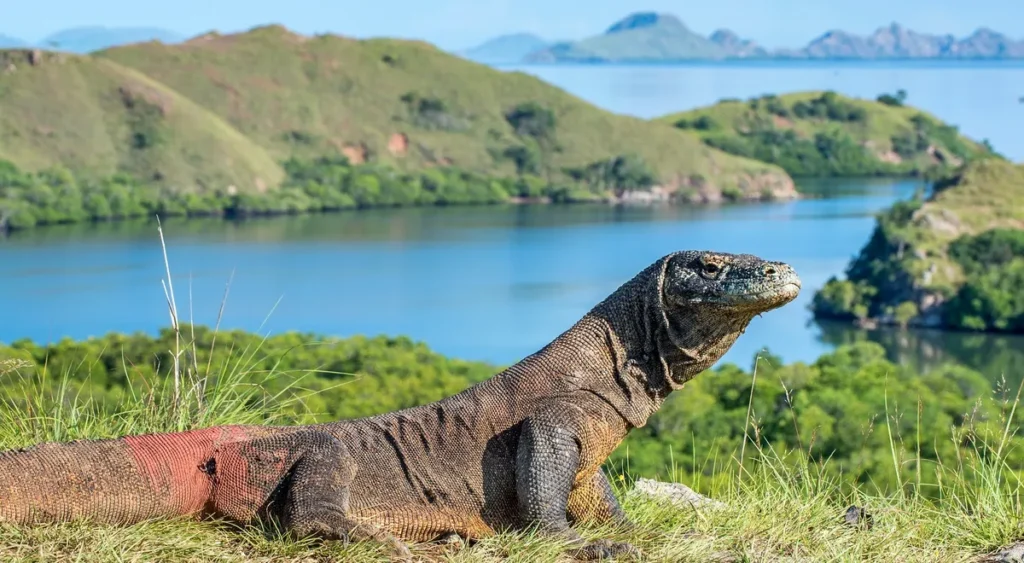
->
<box><xmin>0</xmin><ymin>250</ymin><xmax>800</xmax><ymax>560</ymax></box>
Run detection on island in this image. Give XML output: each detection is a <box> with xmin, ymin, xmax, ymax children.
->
<box><xmin>812</xmin><ymin>158</ymin><xmax>1024</xmax><ymax>334</ymax></box>
<box><xmin>485</xmin><ymin>12</ymin><xmax>1024</xmax><ymax>63</ymax></box>
<box><xmin>658</xmin><ymin>91</ymin><xmax>995</xmax><ymax>178</ymax></box>
<box><xmin>0</xmin><ymin>25</ymin><xmax>794</xmax><ymax>232</ymax></box>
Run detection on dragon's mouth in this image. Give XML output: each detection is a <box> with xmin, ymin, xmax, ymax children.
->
<box><xmin>698</xmin><ymin>280</ymin><xmax>802</xmax><ymax>306</ymax></box>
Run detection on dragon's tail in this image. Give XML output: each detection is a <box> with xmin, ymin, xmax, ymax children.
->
<box><xmin>0</xmin><ymin>425</ymin><xmax>260</xmax><ymax>525</ymax></box>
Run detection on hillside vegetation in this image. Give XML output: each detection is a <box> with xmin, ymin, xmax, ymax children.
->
<box><xmin>96</xmin><ymin>25</ymin><xmax>789</xmax><ymax>195</ymax></box>
<box><xmin>0</xmin><ymin>328</ymin><xmax>1021</xmax><ymax>561</ymax></box>
<box><xmin>813</xmin><ymin>158</ymin><xmax>1024</xmax><ymax>333</ymax></box>
<box><xmin>0</xmin><ymin>26</ymin><xmax>800</xmax><ymax>230</ymax></box>
<box><xmin>0</xmin><ymin>49</ymin><xmax>284</xmax><ymax>192</ymax></box>
<box><xmin>660</xmin><ymin>91</ymin><xmax>994</xmax><ymax>178</ymax></box>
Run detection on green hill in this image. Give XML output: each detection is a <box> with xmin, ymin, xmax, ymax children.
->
<box><xmin>0</xmin><ymin>49</ymin><xmax>284</xmax><ymax>192</ymax></box>
<box><xmin>812</xmin><ymin>158</ymin><xmax>1024</xmax><ymax>333</ymax></box>
<box><xmin>96</xmin><ymin>25</ymin><xmax>791</xmax><ymax>198</ymax></box>
<box><xmin>659</xmin><ymin>91</ymin><xmax>995</xmax><ymax>178</ymax></box>
<box><xmin>0</xmin><ymin>25</ymin><xmax>797</xmax><ymax>228</ymax></box>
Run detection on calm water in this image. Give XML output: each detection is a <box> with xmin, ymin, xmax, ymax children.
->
<box><xmin>2</xmin><ymin>178</ymin><xmax>1021</xmax><ymax>381</ymax></box>
<box><xmin>1</xmin><ymin>62</ymin><xmax>1022</xmax><ymax>380</ymax></box>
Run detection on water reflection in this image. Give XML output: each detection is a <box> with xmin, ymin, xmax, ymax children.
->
<box><xmin>816</xmin><ymin>320</ymin><xmax>1024</xmax><ymax>388</ymax></box>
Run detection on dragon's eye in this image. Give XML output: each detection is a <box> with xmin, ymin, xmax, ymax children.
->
<box><xmin>702</xmin><ymin>262</ymin><xmax>720</xmax><ymax>275</ymax></box>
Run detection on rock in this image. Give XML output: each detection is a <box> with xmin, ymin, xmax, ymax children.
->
<box><xmin>980</xmin><ymin>542</ymin><xmax>1024</xmax><ymax>563</ymax></box>
<box><xmin>618</xmin><ymin>186</ymin><xmax>671</xmax><ymax>205</ymax></box>
<box><xmin>843</xmin><ymin>505</ymin><xmax>873</xmax><ymax>530</ymax></box>
<box><xmin>628</xmin><ymin>477</ymin><xmax>726</xmax><ymax>509</ymax></box>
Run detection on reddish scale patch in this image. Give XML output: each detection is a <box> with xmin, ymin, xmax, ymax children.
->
<box><xmin>124</xmin><ymin>426</ymin><xmax>255</xmax><ymax>516</ymax></box>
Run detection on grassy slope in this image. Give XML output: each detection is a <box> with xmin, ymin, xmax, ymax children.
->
<box><xmin>0</xmin><ymin>49</ymin><xmax>284</xmax><ymax>193</ymax></box>
<box><xmin>886</xmin><ymin>158</ymin><xmax>1024</xmax><ymax>290</ymax></box>
<box><xmin>657</xmin><ymin>92</ymin><xmax>990</xmax><ymax>174</ymax></box>
<box><xmin>96</xmin><ymin>26</ymin><xmax>792</xmax><ymax>197</ymax></box>
<box><xmin>810</xmin><ymin>158</ymin><xmax>1024</xmax><ymax>328</ymax></box>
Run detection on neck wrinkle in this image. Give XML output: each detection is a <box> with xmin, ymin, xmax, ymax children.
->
<box><xmin>448</xmin><ymin>257</ymin><xmax>688</xmax><ymax>430</ymax></box>
<box><xmin>580</xmin><ymin>265</ymin><xmax>677</xmax><ymax>428</ymax></box>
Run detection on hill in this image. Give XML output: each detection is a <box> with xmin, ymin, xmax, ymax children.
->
<box><xmin>812</xmin><ymin>158</ymin><xmax>1024</xmax><ymax>333</ymax></box>
<box><xmin>0</xmin><ymin>49</ymin><xmax>284</xmax><ymax>193</ymax></box>
<box><xmin>708</xmin><ymin>29</ymin><xmax>768</xmax><ymax>58</ymax></box>
<box><xmin>785</xmin><ymin>23</ymin><xmax>1024</xmax><ymax>59</ymax></box>
<box><xmin>658</xmin><ymin>91</ymin><xmax>995</xmax><ymax>178</ymax></box>
<box><xmin>95</xmin><ymin>25</ymin><xmax>792</xmax><ymax>199</ymax></box>
<box><xmin>526</xmin><ymin>12</ymin><xmax>728</xmax><ymax>62</ymax></box>
<box><xmin>460</xmin><ymin>33</ymin><xmax>550</xmax><ymax>64</ymax></box>
<box><xmin>508</xmin><ymin>15</ymin><xmax>1024</xmax><ymax>62</ymax></box>
<box><xmin>39</xmin><ymin>26</ymin><xmax>185</xmax><ymax>54</ymax></box>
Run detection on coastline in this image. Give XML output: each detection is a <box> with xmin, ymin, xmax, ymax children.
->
<box><xmin>0</xmin><ymin>184</ymin><xmax>801</xmax><ymax>236</ymax></box>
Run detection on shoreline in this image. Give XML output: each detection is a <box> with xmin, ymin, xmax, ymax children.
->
<box><xmin>2</xmin><ymin>172</ymin><xmax>937</xmax><ymax>237</ymax></box>
<box><xmin>0</xmin><ymin>185</ymin><xmax>801</xmax><ymax>237</ymax></box>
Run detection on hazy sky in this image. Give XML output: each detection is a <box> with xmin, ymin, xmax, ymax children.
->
<box><xmin>3</xmin><ymin>0</ymin><xmax>1022</xmax><ymax>51</ymax></box>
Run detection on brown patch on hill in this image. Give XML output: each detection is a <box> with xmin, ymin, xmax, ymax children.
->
<box><xmin>772</xmin><ymin>115</ymin><xmax>794</xmax><ymax>128</ymax></box>
<box><xmin>118</xmin><ymin>83</ymin><xmax>174</xmax><ymax>116</ymax></box>
<box><xmin>388</xmin><ymin>133</ymin><xmax>409</xmax><ymax>156</ymax></box>
<box><xmin>338</xmin><ymin>142</ymin><xmax>368</xmax><ymax>164</ymax></box>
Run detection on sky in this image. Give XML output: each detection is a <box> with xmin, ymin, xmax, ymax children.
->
<box><xmin>2</xmin><ymin>0</ymin><xmax>1022</xmax><ymax>51</ymax></box>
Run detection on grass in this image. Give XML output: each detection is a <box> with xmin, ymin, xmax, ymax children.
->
<box><xmin>1</xmin><ymin>344</ymin><xmax>1021</xmax><ymax>562</ymax></box>
<box><xmin>0</xmin><ymin>230</ymin><xmax>1022</xmax><ymax>562</ymax></box>
<box><xmin>0</xmin><ymin>50</ymin><xmax>284</xmax><ymax>194</ymax></box>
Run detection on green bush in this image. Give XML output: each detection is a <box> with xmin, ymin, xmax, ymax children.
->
<box><xmin>791</xmin><ymin>91</ymin><xmax>867</xmax><ymax>123</ymax></box>
<box><xmin>0</xmin><ymin>153</ymin><xmax>663</xmax><ymax>231</ymax></box>
<box><xmin>703</xmin><ymin>128</ymin><xmax>907</xmax><ymax>178</ymax></box>
<box><xmin>943</xmin><ymin>229</ymin><xmax>1024</xmax><ymax>332</ymax></box>
<box><xmin>876</xmin><ymin>89</ymin><xmax>908</xmax><ymax>107</ymax></box>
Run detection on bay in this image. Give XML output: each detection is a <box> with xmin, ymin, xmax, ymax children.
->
<box><xmin>2</xmin><ymin>61</ymin><xmax>1022</xmax><ymax>381</ymax></box>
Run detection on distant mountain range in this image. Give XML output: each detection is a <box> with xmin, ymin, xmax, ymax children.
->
<box><xmin>0</xmin><ymin>26</ymin><xmax>183</xmax><ymax>53</ymax></box>
<box><xmin>461</xmin><ymin>12</ymin><xmax>1024</xmax><ymax>63</ymax></box>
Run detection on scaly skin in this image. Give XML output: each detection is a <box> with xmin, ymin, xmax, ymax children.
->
<box><xmin>0</xmin><ymin>250</ymin><xmax>801</xmax><ymax>560</ymax></box>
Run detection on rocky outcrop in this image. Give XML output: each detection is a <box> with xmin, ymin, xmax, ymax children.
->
<box><xmin>671</xmin><ymin>170</ymin><xmax>799</xmax><ymax>204</ymax></box>
<box><xmin>627</xmin><ymin>477</ymin><xmax>726</xmax><ymax>509</ymax></box>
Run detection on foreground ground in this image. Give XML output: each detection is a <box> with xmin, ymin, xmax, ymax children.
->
<box><xmin>0</xmin><ymin>318</ymin><xmax>1020</xmax><ymax>561</ymax></box>
<box><xmin>0</xmin><ymin>473</ymin><xmax>1019</xmax><ymax>563</ymax></box>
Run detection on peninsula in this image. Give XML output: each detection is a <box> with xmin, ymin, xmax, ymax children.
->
<box><xmin>659</xmin><ymin>91</ymin><xmax>994</xmax><ymax>178</ymax></box>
